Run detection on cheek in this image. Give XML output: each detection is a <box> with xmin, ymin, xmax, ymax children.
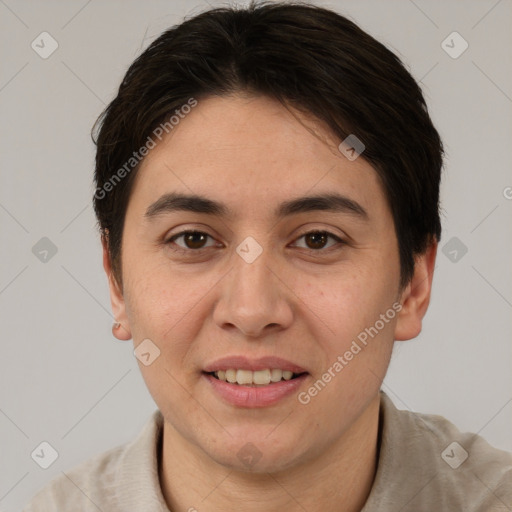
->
<box><xmin>295</xmin><ymin>259</ymin><xmax>398</xmax><ymax>350</ymax></box>
<box><xmin>122</xmin><ymin>267</ymin><xmax>206</xmax><ymax>415</ymax></box>
<box><xmin>123</xmin><ymin>255</ymin><xmax>197</xmax><ymax>337</ymax></box>
<box><xmin>295</xmin><ymin>272</ymin><xmax>397</xmax><ymax>419</ymax></box>
<box><xmin>122</xmin><ymin>259</ymin><xmax>221</xmax><ymax>378</ymax></box>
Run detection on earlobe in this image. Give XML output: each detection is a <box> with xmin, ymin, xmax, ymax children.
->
<box><xmin>102</xmin><ymin>233</ymin><xmax>132</xmax><ymax>341</ymax></box>
<box><xmin>112</xmin><ymin>319</ymin><xmax>132</xmax><ymax>341</ymax></box>
<box><xmin>394</xmin><ymin>240</ymin><xmax>438</xmax><ymax>341</ymax></box>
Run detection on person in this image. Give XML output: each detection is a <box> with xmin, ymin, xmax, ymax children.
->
<box><xmin>23</xmin><ymin>1</ymin><xmax>512</xmax><ymax>511</ymax></box>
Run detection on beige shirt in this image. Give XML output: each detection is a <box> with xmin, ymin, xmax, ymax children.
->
<box><xmin>23</xmin><ymin>392</ymin><xmax>512</xmax><ymax>511</ymax></box>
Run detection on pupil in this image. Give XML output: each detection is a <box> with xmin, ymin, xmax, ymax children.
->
<box><xmin>186</xmin><ymin>232</ymin><xmax>206</xmax><ymax>249</ymax></box>
<box><xmin>306</xmin><ymin>232</ymin><xmax>327</xmax><ymax>249</ymax></box>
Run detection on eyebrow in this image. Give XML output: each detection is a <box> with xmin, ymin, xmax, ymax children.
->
<box><xmin>144</xmin><ymin>192</ymin><xmax>368</xmax><ymax>220</ymax></box>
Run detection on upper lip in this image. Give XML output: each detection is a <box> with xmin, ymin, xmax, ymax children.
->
<box><xmin>203</xmin><ymin>356</ymin><xmax>308</xmax><ymax>374</ymax></box>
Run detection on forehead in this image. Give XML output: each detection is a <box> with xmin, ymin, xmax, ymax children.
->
<box><xmin>129</xmin><ymin>94</ymin><xmax>385</xmax><ymax>219</ymax></box>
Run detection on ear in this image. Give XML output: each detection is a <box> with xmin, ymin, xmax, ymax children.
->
<box><xmin>102</xmin><ymin>234</ymin><xmax>132</xmax><ymax>341</ymax></box>
<box><xmin>394</xmin><ymin>239</ymin><xmax>437</xmax><ymax>341</ymax></box>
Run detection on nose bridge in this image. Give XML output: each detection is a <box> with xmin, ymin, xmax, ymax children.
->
<box><xmin>214</xmin><ymin>237</ymin><xmax>293</xmax><ymax>336</ymax></box>
<box><xmin>233</xmin><ymin>243</ymin><xmax>274</xmax><ymax>306</ymax></box>
<box><xmin>231</xmin><ymin>237</ymin><xmax>276</xmax><ymax>312</ymax></box>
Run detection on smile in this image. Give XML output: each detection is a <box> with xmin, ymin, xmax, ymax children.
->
<box><xmin>209</xmin><ymin>368</ymin><xmax>306</xmax><ymax>386</ymax></box>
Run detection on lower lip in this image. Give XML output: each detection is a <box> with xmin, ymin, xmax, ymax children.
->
<box><xmin>203</xmin><ymin>372</ymin><xmax>309</xmax><ymax>408</ymax></box>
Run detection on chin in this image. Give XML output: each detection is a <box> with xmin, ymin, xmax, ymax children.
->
<box><xmin>203</xmin><ymin>433</ymin><xmax>308</xmax><ymax>475</ymax></box>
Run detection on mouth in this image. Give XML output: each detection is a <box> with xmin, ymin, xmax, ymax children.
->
<box><xmin>202</xmin><ymin>356</ymin><xmax>309</xmax><ymax>407</ymax></box>
<box><xmin>204</xmin><ymin>369</ymin><xmax>308</xmax><ymax>387</ymax></box>
<box><xmin>202</xmin><ymin>369</ymin><xmax>309</xmax><ymax>408</ymax></box>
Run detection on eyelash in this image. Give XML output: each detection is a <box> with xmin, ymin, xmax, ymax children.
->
<box><xmin>165</xmin><ymin>230</ymin><xmax>345</xmax><ymax>254</ymax></box>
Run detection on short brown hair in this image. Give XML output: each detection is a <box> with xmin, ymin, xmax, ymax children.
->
<box><xmin>93</xmin><ymin>1</ymin><xmax>443</xmax><ymax>289</ymax></box>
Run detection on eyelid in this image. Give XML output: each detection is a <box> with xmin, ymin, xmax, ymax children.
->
<box><xmin>166</xmin><ymin>230</ymin><xmax>219</xmax><ymax>251</ymax></box>
<box><xmin>291</xmin><ymin>229</ymin><xmax>345</xmax><ymax>250</ymax></box>
<box><xmin>165</xmin><ymin>228</ymin><xmax>346</xmax><ymax>253</ymax></box>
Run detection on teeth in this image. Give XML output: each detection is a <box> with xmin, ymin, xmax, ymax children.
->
<box><xmin>252</xmin><ymin>369</ymin><xmax>271</xmax><ymax>385</ymax></box>
<box><xmin>213</xmin><ymin>368</ymin><xmax>299</xmax><ymax>385</ymax></box>
<box><xmin>236</xmin><ymin>369</ymin><xmax>253</xmax><ymax>385</ymax></box>
<box><xmin>225</xmin><ymin>369</ymin><xmax>237</xmax><ymax>383</ymax></box>
<box><xmin>270</xmin><ymin>368</ymin><xmax>283</xmax><ymax>382</ymax></box>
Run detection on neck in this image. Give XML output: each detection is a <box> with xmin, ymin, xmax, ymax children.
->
<box><xmin>159</xmin><ymin>393</ymin><xmax>381</xmax><ymax>512</ymax></box>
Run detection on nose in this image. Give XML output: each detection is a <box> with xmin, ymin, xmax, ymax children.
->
<box><xmin>212</xmin><ymin>246</ymin><xmax>294</xmax><ymax>338</ymax></box>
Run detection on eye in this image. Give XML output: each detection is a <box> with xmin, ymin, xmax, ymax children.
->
<box><xmin>292</xmin><ymin>230</ymin><xmax>344</xmax><ymax>251</ymax></box>
<box><xmin>166</xmin><ymin>230</ymin><xmax>219</xmax><ymax>252</ymax></box>
<box><xmin>165</xmin><ymin>229</ymin><xmax>344</xmax><ymax>254</ymax></box>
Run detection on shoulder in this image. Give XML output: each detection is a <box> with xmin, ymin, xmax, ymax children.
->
<box><xmin>407</xmin><ymin>405</ymin><xmax>512</xmax><ymax>509</ymax></box>
<box><xmin>365</xmin><ymin>393</ymin><xmax>512</xmax><ymax>512</ymax></box>
<box><xmin>22</xmin><ymin>443</ymin><xmax>126</xmax><ymax>511</ymax></box>
<box><xmin>23</xmin><ymin>410</ymin><xmax>166</xmax><ymax>512</ymax></box>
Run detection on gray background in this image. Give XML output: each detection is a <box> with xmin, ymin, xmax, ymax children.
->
<box><xmin>1</xmin><ymin>0</ymin><xmax>511</xmax><ymax>510</ymax></box>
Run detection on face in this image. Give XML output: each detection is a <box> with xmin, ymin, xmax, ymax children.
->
<box><xmin>105</xmin><ymin>94</ymin><xmax>430</xmax><ymax>473</ymax></box>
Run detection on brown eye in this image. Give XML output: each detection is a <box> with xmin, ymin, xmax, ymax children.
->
<box><xmin>305</xmin><ymin>232</ymin><xmax>328</xmax><ymax>249</ymax></box>
<box><xmin>183</xmin><ymin>232</ymin><xmax>208</xmax><ymax>249</ymax></box>
<box><xmin>293</xmin><ymin>230</ymin><xmax>343</xmax><ymax>251</ymax></box>
<box><xmin>167</xmin><ymin>231</ymin><xmax>216</xmax><ymax>251</ymax></box>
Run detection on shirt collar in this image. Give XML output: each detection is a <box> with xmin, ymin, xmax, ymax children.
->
<box><xmin>115</xmin><ymin>409</ymin><xmax>170</xmax><ymax>511</ymax></box>
<box><xmin>114</xmin><ymin>391</ymin><xmax>407</xmax><ymax>511</ymax></box>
